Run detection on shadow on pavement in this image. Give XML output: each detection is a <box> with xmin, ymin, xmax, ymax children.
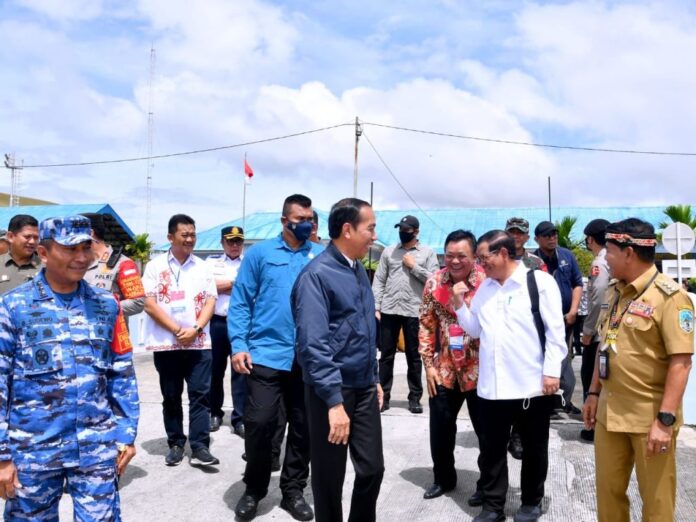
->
<box><xmin>141</xmin><ymin>437</ymin><xmax>170</xmax><ymax>456</ymax></box>
<box><xmin>119</xmin><ymin>464</ymin><xmax>148</xmax><ymax>489</ymax></box>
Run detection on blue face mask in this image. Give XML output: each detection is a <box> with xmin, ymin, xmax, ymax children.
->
<box><xmin>287</xmin><ymin>220</ymin><xmax>314</xmax><ymax>242</ymax></box>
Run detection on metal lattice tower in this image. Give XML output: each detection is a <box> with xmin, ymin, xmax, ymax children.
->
<box><xmin>145</xmin><ymin>46</ymin><xmax>156</xmax><ymax>234</ymax></box>
<box><xmin>4</xmin><ymin>153</ymin><xmax>22</xmax><ymax>207</ymax></box>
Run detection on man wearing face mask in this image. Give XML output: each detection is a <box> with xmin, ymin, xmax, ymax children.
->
<box><xmin>373</xmin><ymin>215</ymin><xmax>439</xmax><ymax>414</ymax></box>
<box><xmin>228</xmin><ymin>194</ymin><xmax>323</xmax><ymax>521</ymax></box>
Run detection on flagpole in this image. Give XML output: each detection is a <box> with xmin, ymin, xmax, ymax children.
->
<box><xmin>243</xmin><ymin>154</ymin><xmax>248</xmax><ymax>230</ymax></box>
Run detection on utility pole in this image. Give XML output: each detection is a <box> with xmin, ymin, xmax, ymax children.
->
<box><xmin>145</xmin><ymin>46</ymin><xmax>156</xmax><ymax>234</ymax></box>
<box><xmin>4</xmin><ymin>153</ymin><xmax>22</xmax><ymax>207</ymax></box>
<box><xmin>353</xmin><ymin>116</ymin><xmax>362</xmax><ymax>197</ymax></box>
<box><xmin>547</xmin><ymin>176</ymin><xmax>552</xmax><ymax>221</ymax></box>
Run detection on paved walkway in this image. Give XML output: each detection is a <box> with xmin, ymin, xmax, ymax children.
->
<box><xmin>4</xmin><ymin>353</ymin><xmax>696</xmax><ymax>520</ymax></box>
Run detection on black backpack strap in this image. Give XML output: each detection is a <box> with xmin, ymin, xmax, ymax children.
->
<box><xmin>527</xmin><ymin>269</ymin><xmax>546</xmax><ymax>354</ymax></box>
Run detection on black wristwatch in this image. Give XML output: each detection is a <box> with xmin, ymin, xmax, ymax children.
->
<box><xmin>195</xmin><ymin>325</ymin><xmax>203</xmax><ymax>335</ymax></box>
<box><xmin>657</xmin><ymin>411</ymin><xmax>676</xmax><ymax>427</ymax></box>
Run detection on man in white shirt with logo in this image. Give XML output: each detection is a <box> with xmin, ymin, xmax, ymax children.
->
<box><xmin>454</xmin><ymin>230</ymin><xmax>567</xmax><ymax>522</ymax></box>
<box><xmin>206</xmin><ymin>225</ymin><xmax>245</xmax><ymax>435</ymax></box>
<box><xmin>142</xmin><ymin>214</ymin><xmax>219</xmax><ymax>468</ymax></box>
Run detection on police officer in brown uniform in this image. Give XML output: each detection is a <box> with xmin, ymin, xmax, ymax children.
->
<box><xmin>583</xmin><ymin>218</ymin><xmax>694</xmax><ymax>522</ymax></box>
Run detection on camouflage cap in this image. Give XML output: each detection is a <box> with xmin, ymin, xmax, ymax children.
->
<box><xmin>505</xmin><ymin>217</ymin><xmax>529</xmax><ymax>234</ymax></box>
<box><xmin>39</xmin><ymin>215</ymin><xmax>93</xmax><ymax>246</ymax></box>
<box><xmin>0</xmin><ymin>229</ymin><xmax>7</xmax><ymax>241</ymax></box>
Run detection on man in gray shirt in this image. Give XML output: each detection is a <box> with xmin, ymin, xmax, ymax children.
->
<box><xmin>579</xmin><ymin>218</ymin><xmax>610</xmax><ymax>442</ymax></box>
<box><xmin>373</xmin><ymin>215</ymin><xmax>439</xmax><ymax>413</ymax></box>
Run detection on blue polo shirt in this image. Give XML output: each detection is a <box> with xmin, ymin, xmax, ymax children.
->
<box><xmin>227</xmin><ymin>234</ymin><xmax>324</xmax><ymax>371</ymax></box>
<box><xmin>535</xmin><ymin>246</ymin><xmax>583</xmax><ymax>314</ymax></box>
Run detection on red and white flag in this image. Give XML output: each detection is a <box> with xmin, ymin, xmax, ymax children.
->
<box><xmin>244</xmin><ymin>158</ymin><xmax>254</xmax><ymax>185</ymax></box>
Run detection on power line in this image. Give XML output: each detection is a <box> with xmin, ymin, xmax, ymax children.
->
<box><xmin>361</xmin><ymin>121</ymin><xmax>696</xmax><ymax>157</ymax></box>
<box><xmin>16</xmin><ymin>119</ymin><xmax>696</xmax><ymax>170</ymax></box>
<box><xmin>362</xmin><ymin>130</ymin><xmax>445</xmax><ymax>233</ymax></box>
<box><xmin>21</xmin><ymin>123</ymin><xmax>354</xmax><ymax>168</ymax></box>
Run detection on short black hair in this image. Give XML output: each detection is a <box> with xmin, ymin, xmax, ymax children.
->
<box><xmin>81</xmin><ymin>213</ymin><xmax>106</xmax><ymax>241</ymax></box>
<box><xmin>282</xmin><ymin>194</ymin><xmax>312</xmax><ymax>217</ymax></box>
<box><xmin>444</xmin><ymin>229</ymin><xmax>476</xmax><ymax>252</ymax></box>
<box><xmin>477</xmin><ymin>229</ymin><xmax>515</xmax><ymax>257</ymax></box>
<box><xmin>168</xmin><ymin>214</ymin><xmax>195</xmax><ymax>235</ymax></box>
<box><xmin>8</xmin><ymin>214</ymin><xmax>38</xmax><ymax>233</ymax></box>
<box><xmin>328</xmin><ymin>198</ymin><xmax>371</xmax><ymax>240</ymax></box>
<box><xmin>606</xmin><ymin>218</ymin><xmax>656</xmax><ymax>263</ymax></box>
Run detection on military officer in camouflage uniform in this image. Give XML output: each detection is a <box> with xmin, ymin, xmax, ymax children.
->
<box><xmin>82</xmin><ymin>213</ymin><xmax>145</xmax><ymax>319</ymax></box>
<box><xmin>505</xmin><ymin>217</ymin><xmax>546</xmax><ymax>271</ymax></box>
<box><xmin>583</xmin><ymin>218</ymin><xmax>694</xmax><ymax>522</ymax></box>
<box><xmin>0</xmin><ymin>215</ymin><xmax>140</xmax><ymax>521</ymax></box>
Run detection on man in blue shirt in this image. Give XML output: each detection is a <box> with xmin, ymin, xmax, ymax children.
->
<box><xmin>228</xmin><ymin>194</ymin><xmax>323</xmax><ymax>522</ymax></box>
<box><xmin>534</xmin><ymin>221</ymin><xmax>584</xmax><ymax>415</ymax></box>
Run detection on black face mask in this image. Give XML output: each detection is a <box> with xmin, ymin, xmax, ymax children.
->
<box><xmin>399</xmin><ymin>231</ymin><xmax>415</xmax><ymax>244</ymax></box>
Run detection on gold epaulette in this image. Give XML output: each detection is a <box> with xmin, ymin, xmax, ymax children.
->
<box><xmin>655</xmin><ymin>275</ymin><xmax>680</xmax><ymax>296</ymax></box>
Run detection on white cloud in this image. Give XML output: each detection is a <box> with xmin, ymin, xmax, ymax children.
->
<box><xmin>14</xmin><ymin>0</ymin><xmax>104</xmax><ymax>21</ymax></box>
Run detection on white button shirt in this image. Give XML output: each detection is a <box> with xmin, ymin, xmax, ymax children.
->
<box><xmin>455</xmin><ymin>262</ymin><xmax>567</xmax><ymax>400</ymax></box>
<box><xmin>205</xmin><ymin>253</ymin><xmax>242</xmax><ymax>317</ymax></box>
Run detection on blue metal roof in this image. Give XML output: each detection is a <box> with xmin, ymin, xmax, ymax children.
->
<box><xmin>179</xmin><ymin>206</ymin><xmax>679</xmax><ymax>255</ymax></box>
<box><xmin>0</xmin><ymin>203</ymin><xmax>135</xmax><ymax>239</ymax></box>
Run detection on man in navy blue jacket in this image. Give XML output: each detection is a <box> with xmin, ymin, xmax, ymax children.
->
<box><xmin>534</xmin><ymin>221</ymin><xmax>584</xmax><ymax>414</ymax></box>
<box><xmin>292</xmin><ymin>197</ymin><xmax>384</xmax><ymax>522</ymax></box>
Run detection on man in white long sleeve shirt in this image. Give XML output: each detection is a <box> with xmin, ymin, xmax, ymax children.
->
<box><xmin>453</xmin><ymin>230</ymin><xmax>567</xmax><ymax>522</ymax></box>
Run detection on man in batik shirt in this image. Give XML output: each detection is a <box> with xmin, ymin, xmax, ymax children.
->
<box><xmin>419</xmin><ymin>229</ymin><xmax>486</xmax><ymax>507</ymax></box>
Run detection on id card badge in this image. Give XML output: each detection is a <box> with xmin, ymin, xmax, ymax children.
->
<box><xmin>448</xmin><ymin>324</ymin><xmax>464</xmax><ymax>351</ymax></box>
<box><xmin>598</xmin><ymin>350</ymin><xmax>610</xmax><ymax>379</ymax></box>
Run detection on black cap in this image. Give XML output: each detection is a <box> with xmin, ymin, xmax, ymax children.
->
<box><xmin>583</xmin><ymin>219</ymin><xmax>610</xmax><ymax>238</ymax></box>
<box><xmin>395</xmin><ymin>215</ymin><xmax>419</xmax><ymax>230</ymax></box>
<box><xmin>534</xmin><ymin>221</ymin><xmax>558</xmax><ymax>237</ymax></box>
<box><xmin>221</xmin><ymin>226</ymin><xmax>244</xmax><ymax>240</ymax></box>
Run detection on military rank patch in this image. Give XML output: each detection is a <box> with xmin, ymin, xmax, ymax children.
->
<box><xmin>679</xmin><ymin>308</ymin><xmax>694</xmax><ymax>333</ymax></box>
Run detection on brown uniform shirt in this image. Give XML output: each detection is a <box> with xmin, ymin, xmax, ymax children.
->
<box><xmin>597</xmin><ymin>266</ymin><xmax>694</xmax><ymax>432</ymax></box>
<box><xmin>0</xmin><ymin>252</ymin><xmax>41</xmax><ymax>293</ymax></box>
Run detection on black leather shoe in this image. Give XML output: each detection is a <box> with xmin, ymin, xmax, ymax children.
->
<box><xmin>380</xmin><ymin>400</ymin><xmax>390</xmax><ymax>413</ymax></box>
<box><xmin>408</xmin><ymin>400</ymin><xmax>423</xmax><ymax>414</ymax></box>
<box><xmin>233</xmin><ymin>423</ymin><xmax>245</xmax><ymax>439</ymax></box>
<box><xmin>423</xmin><ymin>483</ymin><xmax>454</xmax><ymax>499</ymax></box>
<box><xmin>473</xmin><ymin>509</ymin><xmax>506</xmax><ymax>522</ymax></box>
<box><xmin>507</xmin><ymin>432</ymin><xmax>523</xmax><ymax>460</ymax></box>
<box><xmin>514</xmin><ymin>504</ymin><xmax>542</xmax><ymax>522</ymax></box>
<box><xmin>271</xmin><ymin>454</ymin><xmax>281</xmax><ymax>472</ymax></box>
<box><xmin>165</xmin><ymin>445</ymin><xmax>185</xmax><ymax>466</ymax></box>
<box><xmin>235</xmin><ymin>493</ymin><xmax>259</xmax><ymax>520</ymax></box>
<box><xmin>468</xmin><ymin>490</ymin><xmax>484</xmax><ymax>507</ymax></box>
<box><xmin>280</xmin><ymin>495</ymin><xmax>314</xmax><ymax>521</ymax></box>
<box><xmin>580</xmin><ymin>429</ymin><xmax>595</xmax><ymax>442</ymax></box>
<box><xmin>564</xmin><ymin>403</ymin><xmax>582</xmax><ymax>415</ymax></box>
<box><xmin>209</xmin><ymin>416</ymin><xmax>222</xmax><ymax>432</ymax></box>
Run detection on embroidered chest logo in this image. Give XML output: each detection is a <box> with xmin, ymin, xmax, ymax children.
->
<box><xmin>35</xmin><ymin>348</ymin><xmax>49</xmax><ymax>365</ymax></box>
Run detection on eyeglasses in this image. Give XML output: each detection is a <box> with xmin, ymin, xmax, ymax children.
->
<box><xmin>475</xmin><ymin>250</ymin><xmax>500</xmax><ymax>264</ymax></box>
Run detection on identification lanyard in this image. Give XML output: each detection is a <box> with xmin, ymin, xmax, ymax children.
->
<box><xmin>605</xmin><ymin>270</ymin><xmax>658</xmax><ymax>350</ymax></box>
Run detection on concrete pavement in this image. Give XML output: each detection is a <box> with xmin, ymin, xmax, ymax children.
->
<box><xmin>4</xmin><ymin>352</ymin><xmax>696</xmax><ymax>521</ymax></box>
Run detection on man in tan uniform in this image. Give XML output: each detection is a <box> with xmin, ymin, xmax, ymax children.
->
<box><xmin>0</xmin><ymin>215</ymin><xmax>41</xmax><ymax>292</ymax></box>
<box><xmin>583</xmin><ymin>218</ymin><xmax>694</xmax><ymax>522</ymax></box>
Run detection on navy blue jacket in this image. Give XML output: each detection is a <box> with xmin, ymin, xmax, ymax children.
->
<box><xmin>535</xmin><ymin>246</ymin><xmax>583</xmax><ymax>314</ymax></box>
<box><xmin>291</xmin><ymin>242</ymin><xmax>379</xmax><ymax>407</ymax></box>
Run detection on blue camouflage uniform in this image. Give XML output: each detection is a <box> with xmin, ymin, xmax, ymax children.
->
<box><xmin>0</xmin><ymin>262</ymin><xmax>139</xmax><ymax>519</ymax></box>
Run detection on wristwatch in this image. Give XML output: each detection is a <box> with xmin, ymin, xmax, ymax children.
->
<box><xmin>194</xmin><ymin>324</ymin><xmax>203</xmax><ymax>335</ymax></box>
<box><xmin>657</xmin><ymin>411</ymin><xmax>676</xmax><ymax>427</ymax></box>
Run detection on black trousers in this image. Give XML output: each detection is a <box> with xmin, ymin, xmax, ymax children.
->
<box><xmin>243</xmin><ymin>363</ymin><xmax>309</xmax><ymax>499</ymax></box>
<box><xmin>478</xmin><ymin>396</ymin><xmax>554</xmax><ymax>512</ymax></box>
<box><xmin>429</xmin><ymin>385</ymin><xmax>482</xmax><ymax>490</ymax></box>
<box><xmin>209</xmin><ymin>315</ymin><xmax>247</xmax><ymax>426</ymax></box>
<box><xmin>580</xmin><ymin>341</ymin><xmax>599</xmax><ymax>400</ymax></box>
<box><xmin>306</xmin><ymin>385</ymin><xmax>384</xmax><ymax>522</ymax></box>
<box><xmin>378</xmin><ymin>314</ymin><xmax>422</xmax><ymax>402</ymax></box>
<box><xmin>153</xmin><ymin>349</ymin><xmax>212</xmax><ymax>451</ymax></box>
